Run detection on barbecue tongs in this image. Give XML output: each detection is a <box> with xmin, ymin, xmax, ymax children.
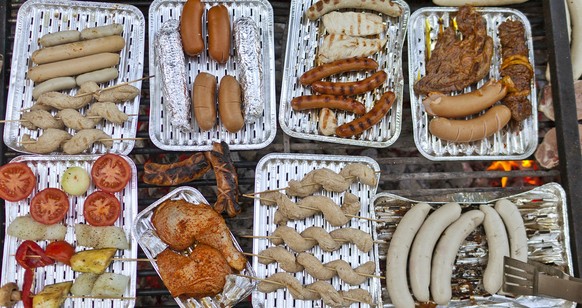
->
<box><xmin>503</xmin><ymin>256</ymin><xmax>582</xmax><ymax>303</ymax></box>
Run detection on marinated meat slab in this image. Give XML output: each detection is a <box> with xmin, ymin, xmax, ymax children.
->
<box><xmin>414</xmin><ymin>6</ymin><xmax>494</xmax><ymax>95</ymax></box>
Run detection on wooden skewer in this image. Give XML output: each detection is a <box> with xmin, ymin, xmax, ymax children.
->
<box><xmin>0</xmin><ymin>115</ymin><xmax>139</xmax><ymax>124</ymax></box>
<box><xmin>19</xmin><ymin>137</ymin><xmax>147</xmax><ymax>144</ymax></box>
<box><xmin>239</xmin><ymin>235</ymin><xmax>384</xmax><ymax>244</ymax></box>
<box><xmin>74</xmin><ymin>75</ymin><xmax>154</xmax><ymax>98</ymax></box>
<box><xmin>67</xmin><ymin>295</ymin><xmax>136</xmax><ymax>300</ymax></box>
<box><xmin>20</xmin><ymin>255</ymin><xmax>151</xmax><ymax>262</ymax></box>
<box><xmin>242</xmin><ymin>252</ymin><xmax>385</xmax><ymax>280</ymax></box>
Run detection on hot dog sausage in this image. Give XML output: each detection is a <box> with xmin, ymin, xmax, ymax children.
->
<box><xmin>39</xmin><ymin>30</ymin><xmax>81</xmax><ymax>47</ymax></box>
<box><xmin>143</xmin><ymin>153</ymin><xmax>211</xmax><ymax>186</ymax></box>
<box><xmin>218</xmin><ymin>75</ymin><xmax>244</xmax><ymax>133</ymax></box>
<box><xmin>311</xmin><ymin>70</ymin><xmax>387</xmax><ymax>96</ymax></box>
<box><xmin>192</xmin><ymin>72</ymin><xmax>217</xmax><ymax>131</ymax></box>
<box><xmin>31</xmin><ymin>36</ymin><xmax>125</xmax><ymax>64</ymax></box>
<box><xmin>423</xmin><ymin>79</ymin><xmax>508</xmax><ymax>118</ymax></box>
<box><xmin>28</xmin><ymin>53</ymin><xmax>120</xmax><ymax>83</ymax></box>
<box><xmin>80</xmin><ymin>24</ymin><xmax>123</xmax><ymax>40</ymax></box>
<box><xmin>428</xmin><ymin>105</ymin><xmax>512</xmax><ymax>143</ymax></box>
<box><xmin>299</xmin><ymin>57</ymin><xmax>379</xmax><ymax>86</ymax></box>
<box><xmin>335</xmin><ymin>91</ymin><xmax>395</xmax><ymax>137</ymax></box>
<box><xmin>180</xmin><ymin>0</ymin><xmax>205</xmax><ymax>56</ymax></box>
<box><xmin>306</xmin><ymin>0</ymin><xmax>402</xmax><ymax>20</ymax></box>
<box><xmin>291</xmin><ymin>95</ymin><xmax>366</xmax><ymax>115</ymax></box>
<box><xmin>207</xmin><ymin>5</ymin><xmax>231</xmax><ymax>64</ymax></box>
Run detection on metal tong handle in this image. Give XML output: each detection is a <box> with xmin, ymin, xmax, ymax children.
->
<box><xmin>537</xmin><ymin>273</ymin><xmax>582</xmax><ymax>303</ymax></box>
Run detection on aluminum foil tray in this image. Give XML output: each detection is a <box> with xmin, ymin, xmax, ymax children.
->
<box><xmin>279</xmin><ymin>0</ymin><xmax>409</xmax><ymax>148</ymax></box>
<box><xmin>408</xmin><ymin>7</ymin><xmax>538</xmax><ymax>161</ymax></box>
<box><xmin>148</xmin><ymin>0</ymin><xmax>276</xmax><ymax>151</ymax></box>
<box><xmin>3</xmin><ymin>0</ymin><xmax>145</xmax><ymax>155</ymax></box>
<box><xmin>373</xmin><ymin>183</ymin><xmax>573</xmax><ymax>307</ymax></box>
<box><xmin>252</xmin><ymin>153</ymin><xmax>382</xmax><ymax>307</ymax></box>
<box><xmin>132</xmin><ymin>186</ymin><xmax>256</xmax><ymax>308</ymax></box>
<box><xmin>1</xmin><ymin>154</ymin><xmax>138</xmax><ymax>308</ymax></box>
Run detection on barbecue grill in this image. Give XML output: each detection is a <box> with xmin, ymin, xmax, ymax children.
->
<box><xmin>0</xmin><ymin>0</ymin><xmax>580</xmax><ymax>306</ymax></box>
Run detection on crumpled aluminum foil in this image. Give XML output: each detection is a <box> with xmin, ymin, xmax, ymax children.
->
<box><xmin>154</xmin><ymin>19</ymin><xmax>192</xmax><ymax>132</ymax></box>
<box><xmin>234</xmin><ymin>17</ymin><xmax>264</xmax><ymax>123</ymax></box>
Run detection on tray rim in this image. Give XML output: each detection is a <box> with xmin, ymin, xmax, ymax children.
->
<box><xmin>407</xmin><ymin>6</ymin><xmax>538</xmax><ymax>161</ymax></box>
<box><xmin>3</xmin><ymin>0</ymin><xmax>146</xmax><ymax>156</ymax></box>
<box><xmin>147</xmin><ymin>0</ymin><xmax>277</xmax><ymax>152</ymax></box>
<box><xmin>278</xmin><ymin>0</ymin><xmax>410</xmax><ymax>148</ymax></box>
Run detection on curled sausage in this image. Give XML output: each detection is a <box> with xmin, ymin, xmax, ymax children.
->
<box><xmin>299</xmin><ymin>57</ymin><xmax>379</xmax><ymax>86</ymax></box>
<box><xmin>428</xmin><ymin>105</ymin><xmax>512</xmax><ymax>143</ymax></box>
<box><xmin>311</xmin><ymin>70</ymin><xmax>387</xmax><ymax>96</ymax></box>
<box><xmin>218</xmin><ymin>75</ymin><xmax>244</xmax><ymax>133</ymax></box>
<box><xmin>143</xmin><ymin>153</ymin><xmax>211</xmax><ymax>186</ymax></box>
<box><xmin>423</xmin><ymin>79</ymin><xmax>508</xmax><ymax>118</ymax></box>
<box><xmin>335</xmin><ymin>91</ymin><xmax>395</xmax><ymax>137</ymax></box>
<box><xmin>207</xmin><ymin>5</ymin><xmax>231</xmax><ymax>64</ymax></box>
<box><xmin>495</xmin><ymin>199</ymin><xmax>528</xmax><ymax>262</ymax></box>
<box><xmin>480</xmin><ymin>204</ymin><xmax>510</xmax><ymax>295</ymax></box>
<box><xmin>180</xmin><ymin>0</ymin><xmax>205</xmax><ymax>56</ymax></box>
<box><xmin>192</xmin><ymin>72</ymin><xmax>217</xmax><ymax>131</ymax></box>
<box><xmin>291</xmin><ymin>95</ymin><xmax>366</xmax><ymax>114</ymax></box>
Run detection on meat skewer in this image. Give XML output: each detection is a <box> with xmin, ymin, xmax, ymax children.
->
<box><xmin>20</xmin><ymin>109</ymin><xmax>64</xmax><ymax>130</ymax></box>
<box><xmin>11</xmin><ymin>109</ymin><xmax>135</xmax><ymax>130</ymax></box>
<box><xmin>21</xmin><ymin>129</ymin><xmax>72</xmax><ymax>154</ymax></box>
<box><xmin>31</xmin><ymin>81</ymin><xmax>100</xmax><ymax>111</ymax></box>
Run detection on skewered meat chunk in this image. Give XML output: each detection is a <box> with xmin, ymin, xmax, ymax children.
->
<box><xmin>94</xmin><ymin>84</ymin><xmax>140</xmax><ymax>103</ymax></box>
<box><xmin>62</xmin><ymin>129</ymin><xmax>113</xmax><ymax>154</ymax></box>
<box><xmin>270</xmin><ymin>225</ymin><xmax>373</xmax><ymax>253</ymax></box>
<box><xmin>296</xmin><ymin>252</ymin><xmax>375</xmax><ymax>285</ymax></box>
<box><xmin>34</xmin><ymin>81</ymin><xmax>99</xmax><ymax>110</ymax></box>
<box><xmin>339</xmin><ymin>163</ymin><xmax>377</xmax><ymax>186</ymax></box>
<box><xmin>156</xmin><ymin>245</ymin><xmax>232</xmax><ymax>298</ymax></box>
<box><xmin>57</xmin><ymin>109</ymin><xmax>99</xmax><ymax>130</ymax></box>
<box><xmin>151</xmin><ymin>199</ymin><xmax>246</xmax><ymax>271</ymax></box>
<box><xmin>286</xmin><ymin>168</ymin><xmax>350</xmax><ymax>197</ymax></box>
<box><xmin>204</xmin><ymin>142</ymin><xmax>241</xmax><ymax>217</ymax></box>
<box><xmin>20</xmin><ymin>110</ymin><xmax>64</xmax><ymax>130</ymax></box>
<box><xmin>257</xmin><ymin>247</ymin><xmax>304</xmax><ymax>273</ymax></box>
<box><xmin>87</xmin><ymin>102</ymin><xmax>129</xmax><ymax>124</ymax></box>
<box><xmin>22</xmin><ymin>129</ymin><xmax>71</xmax><ymax>154</ymax></box>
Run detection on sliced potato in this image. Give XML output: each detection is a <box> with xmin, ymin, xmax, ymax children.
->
<box><xmin>70</xmin><ymin>248</ymin><xmax>116</xmax><ymax>274</ymax></box>
<box><xmin>71</xmin><ymin>273</ymin><xmax>99</xmax><ymax>296</ymax></box>
<box><xmin>32</xmin><ymin>281</ymin><xmax>72</xmax><ymax>308</ymax></box>
<box><xmin>7</xmin><ymin>215</ymin><xmax>66</xmax><ymax>241</ymax></box>
<box><xmin>75</xmin><ymin>224</ymin><xmax>129</xmax><ymax>249</ymax></box>
<box><xmin>91</xmin><ymin>273</ymin><xmax>129</xmax><ymax>298</ymax></box>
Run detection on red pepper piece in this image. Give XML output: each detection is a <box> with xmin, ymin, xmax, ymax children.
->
<box><xmin>22</xmin><ymin>269</ymin><xmax>34</xmax><ymax>308</ymax></box>
<box><xmin>15</xmin><ymin>240</ymin><xmax>55</xmax><ymax>270</ymax></box>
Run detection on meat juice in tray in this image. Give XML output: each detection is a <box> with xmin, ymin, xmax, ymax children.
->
<box><xmin>279</xmin><ymin>0</ymin><xmax>409</xmax><ymax>148</ymax></box>
<box><xmin>408</xmin><ymin>7</ymin><xmax>538</xmax><ymax>161</ymax></box>
<box><xmin>373</xmin><ymin>183</ymin><xmax>574</xmax><ymax>307</ymax></box>
<box><xmin>252</xmin><ymin>153</ymin><xmax>382</xmax><ymax>308</ymax></box>
<box><xmin>1</xmin><ymin>155</ymin><xmax>138</xmax><ymax>308</ymax></box>
<box><xmin>4</xmin><ymin>0</ymin><xmax>145</xmax><ymax>155</ymax></box>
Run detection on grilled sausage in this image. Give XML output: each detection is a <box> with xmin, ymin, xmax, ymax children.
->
<box><xmin>207</xmin><ymin>5</ymin><xmax>231</xmax><ymax>64</ymax></box>
<box><xmin>28</xmin><ymin>52</ymin><xmax>120</xmax><ymax>83</ymax></box>
<box><xmin>335</xmin><ymin>91</ymin><xmax>395</xmax><ymax>137</ymax></box>
<box><xmin>143</xmin><ymin>153</ymin><xmax>211</xmax><ymax>186</ymax></box>
<box><xmin>311</xmin><ymin>70</ymin><xmax>387</xmax><ymax>96</ymax></box>
<box><xmin>180</xmin><ymin>0</ymin><xmax>205</xmax><ymax>56</ymax></box>
<box><xmin>192</xmin><ymin>72</ymin><xmax>217</xmax><ymax>131</ymax></box>
<box><xmin>204</xmin><ymin>142</ymin><xmax>240</xmax><ymax>217</ymax></box>
<box><xmin>299</xmin><ymin>57</ymin><xmax>379</xmax><ymax>86</ymax></box>
<box><xmin>218</xmin><ymin>75</ymin><xmax>244</xmax><ymax>133</ymax></box>
<box><xmin>306</xmin><ymin>0</ymin><xmax>402</xmax><ymax>20</ymax></box>
<box><xmin>80</xmin><ymin>24</ymin><xmax>123</xmax><ymax>40</ymax></box>
<box><xmin>31</xmin><ymin>35</ymin><xmax>125</xmax><ymax>64</ymax></box>
<box><xmin>291</xmin><ymin>95</ymin><xmax>366</xmax><ymax>115</ymax></box>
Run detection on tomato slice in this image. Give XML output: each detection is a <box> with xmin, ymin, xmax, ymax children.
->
<box><xmin>83</xmin><ymin>191</ymin><xmax>121</xmax><ymax>226</ymax></box>
<box><xmin>91</xmin><ymin>154</ymin><xmax>131</xmax><ymax>193</ymax></box>
<box><xmin>0</xmin><ymin>162</ymin><xmax>36</xmax><ymax>202</ymax></box>
<box><xmin>30</xmin><ymin>188</ymin><xmax>70</xmax><ymax>225</ymax></box>
<box><xmin>45</xmin><ymin>240</ymin><xmax>75</xmax><ymax>265</ymax></box>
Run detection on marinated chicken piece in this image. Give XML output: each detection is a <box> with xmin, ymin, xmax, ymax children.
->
<box><xmin>34</xmin><ymin>81</ymin><xmax>99</xmax><ymax>110</ymax></box>
<box><xmin>414</xmin><ymin>6</ymin><xmax>494</xmax><ymax>94</ymax></box>
<box><xmin>94</xmin><ymin>84</ymin><xmax>139</xmax><ymax>103</ymax></box>
<box><xmin>257</xmin><ymin>247</ymin><xmax>304</xmax><ymax>273</ymax></box>
<box><xmin>62</xmin><ymin>129</ymin><xmax>113</xmax><ymax>154</ymax></box>
<box><xmin>22</xmin><ymin>129</ymin><xmax>71</xmax><ymax>154</ymax></box>
<box><xmin>87</xmin><ymin>102</ymin><xmax>129</xmax><ymax>124</ymax></box>
<box><xmin>151</xmin><ymin>200</ymin><xmax>246</xmax><ymax>271</ymax></box>
<box><xmin>286</xmin><ymin>168</ymin><xmax>350</xmax><ymax>197</ymax></box>
<box><xmin>317</xmin><ymin>34</ymin><xmax>387</xmax><ymax>64</ymax></box>
<box><xmin>20</xmin><ymin>109</ymin><xmax>64</xmax><ymax>130</ymax></box>
<box><xmin>339</xmin><ymin>163</ymin><xmax>377</xmax><ymax>186</ymax></box>
<box><xmin>318</xmin><ymin>107</ymin><xmax>337</xmax><ymax>136</ymax></box>
<box><xmin>322</xmin><ymin>12</ymin><xmax>386</xmax><ymax>36</ymax></box>
<box><xmin>156</xmin><ymin>245</ymin><xmax>232</xmax><ymax>298</ymax></box>
<box><xmin>57</xmin><ymin>109</ymin><xmax>99</xmax><ymax>130</ymax></box>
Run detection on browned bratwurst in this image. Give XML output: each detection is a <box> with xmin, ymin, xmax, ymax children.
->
<box><xmin>207</xmin><ymin>5</ymin><xmax>231</xmax><ymax>64</ymax></box>
<box><xmin>336</xmin><ymin>91</ymin><xmax>395</xmax><ymax>137</ymax></box>
<box><xmin>143</xmin><ymin>153</ymin><xmax>211</xmax><ymax>186</ymax></box>
<box><xmin>204</xmin><ymin>142</ymin><xmax>241</xmax><ymax>217</ymax></box>
<box><xmin>291</xmin><ymin>95</ymin><xmax>366</xmax><ymax>115</ymax></box>
<box><xmin>311</xmin><ymin>70</ymin><xmax>387</xmax><ymax>96</ymax></box>
<box><xmin>299</xmin><ymin>57</ymin><xmax>379</xmax><ymax>86</ymax></box>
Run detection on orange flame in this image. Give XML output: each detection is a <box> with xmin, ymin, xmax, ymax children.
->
<box><xmin>486</xmin><ymin>160</ymin><xmax>541</xmax><ymax>187</ymax></box>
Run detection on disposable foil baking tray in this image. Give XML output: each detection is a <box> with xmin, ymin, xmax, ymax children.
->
<box><xmin>148</xmin><ymin>0</ymin><xmax>276</xmax><ymax>151</ymax></box>
<box><xmin>1</xmin><ymin>154</ymin><xmax>138</xmax><ymax>308</ymax></box>
<box><xmin>3</xmin><ymin>0</ymin><xmax>145</xmax><ymax>155</ymax></box>
<box><xmin>252</xmin><ymin>153</ymin><xmax>382</xmax><ymax>307</ymax></box>
<box><xmin>132</xmin><ymin>186</ymin><xmax>256</xmax><ymax>308</ymax></box>
<box><xmin>373</xmin><ymin>182</ymin><xmax>573</xmax><ymax>307</ymax></box>
<box><xmin>408</xmin><ymin>7</ymin><xmax>538</xmax><ymax>161</ymax></box>
<box><xmin>279</xmin><ymin>0</ymin><xmax>409</xmax><ymax>147</ymax></box>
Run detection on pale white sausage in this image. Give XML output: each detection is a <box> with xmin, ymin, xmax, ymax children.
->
<box><xmin>431</xmin><ymin>210</ymin><xmax>484</xmax><ymax>305</ymax></box>
<box><xmin>432</xmin><ymin>0</ymin><xmax>528</xmax><ymax>5</ymax></box>
<box><xmin>28</xmin><ymin>53</ymin><xmax>120</xmax><ymax>83</ymax></box>
<box><xmin>32</xmin><ymin>77</ymin><xmax>76</xmax><ymax>100</ymax></box>
<box><xmin>39</xmin><ymin>30</ymin><xmax>81</xmax><ymax>47</ymax></box>
<box><xmin>76</xmin><ymin>68</ymin><xmax>119</xmax><ymax>86</ymax></box>
<box><xmin>31</xmin><ymin>35</ymin><xmax>125</xmax><ymax>64</ymax></box>
<box><xmin>495</xmin><ymin>199</ymin><xmax>528</xmax><ymax>262</ymax></box>
<box><xmin>409</xmin><ymin>202</ymin><xmax>462</xmax><ymax>302</ymax></box>
<box><xmin>386</xmin><ymin>202</ymin><xmax>431</xmax><ymax>308</ymax></box>
<box><xmin>480</xmin><ymin>204</ymin><xmax>510</xmax><ymax>295</ymax></box>
<box><xmin>81</xmin><ymin>23</ymin><xmax>123</xmax><ymax>40</ymax></box>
